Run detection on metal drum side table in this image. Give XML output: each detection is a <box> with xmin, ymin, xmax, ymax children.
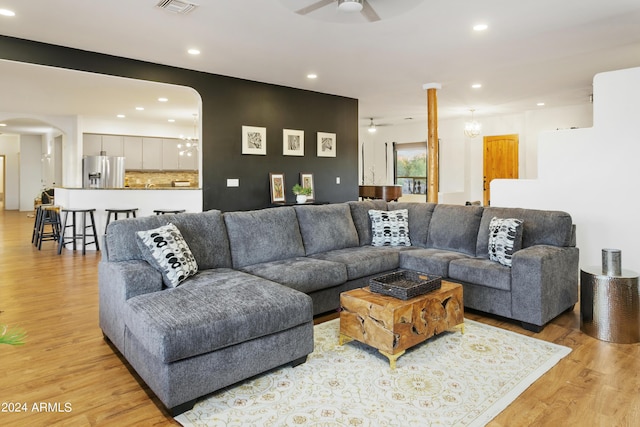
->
<box><xmin>580</xmin><ymin>266</ymin><xmax>640</xmax><ymax>343</ymax></box>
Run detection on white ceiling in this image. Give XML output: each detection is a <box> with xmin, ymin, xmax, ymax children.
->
<box><xmin>1</xmin><ymin>0</ymin><xmax>640</xmax><ymax>134</ymax></box>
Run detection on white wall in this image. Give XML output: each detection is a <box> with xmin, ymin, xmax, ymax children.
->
<box><xmin>360</xmin><ymin>102</ymin><xmax>593</xmax><ymax>204</ymax></box>
<box><xmin>492</xmin><ymin>66</ymin><xmax>640</xmax><ymax>273</ymax></box>
<box><xmin>0</xmin><ymin>134</ymin><xmax>20</xmax><ymax>209</ymax></box>
<box><xmin>20</xmin><ymin>134</ymin><xmax>43</xmax><ymax>210</ymax></box>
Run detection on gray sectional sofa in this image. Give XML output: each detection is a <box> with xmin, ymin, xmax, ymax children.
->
<box><xmin>98</xmin><ymin>201</ymin><xmax>579</xmax><ymax>414</ymax></box>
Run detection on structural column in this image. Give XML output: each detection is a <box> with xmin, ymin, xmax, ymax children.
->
<box><xmin>423</xmin><ymin>83</ymin><xmax>441</xmax><ymax>203</ymax></box>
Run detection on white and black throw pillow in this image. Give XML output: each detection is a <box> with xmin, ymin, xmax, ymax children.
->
<box><xmin>368</xmin><ymin>209</ymin><xmax>411</xmax><ymax>247</ymax></box>
<box><xmin>136</xmin><ymin>223</ymin><xmax>198</xmax><ymax>288</ymax></box>
<box><xmin>488</xmin><ymin>216</ymin><xmax>523</xmax><ymax>267</ymax></box>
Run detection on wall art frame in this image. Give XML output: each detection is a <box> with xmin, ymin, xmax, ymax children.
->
<box><xmin>269</xmin><ymin>172</ymin><xmax>286</xmax><ymax>204</ymax></box>
<box><xmin>242</xmin><ymin>125</ymin><xmax>267</xmax><ymax>155</ymax></box>
<box><xmin>283</xmin><ymin>129</ymin><xmax>304</xmax><ymax>156</ymax></box>
<box><xmin>300</xmin><ymin>173</ymin><xmax>315</xmax><ymax>201</ymax></box>
<box><xmin>317</xmin><ymin>132</ymin><xmax>336</xmax><ymax>157</ymax></box>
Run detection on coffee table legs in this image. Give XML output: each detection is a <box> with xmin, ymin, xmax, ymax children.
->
<box><xmin>379</xmin><ymin>349</ymin><xmax>405</xmax><ymax>370</ymax></box>
<box><xmin>338</xmin><ymin>333</ymin><xmax>353</xmax><ymax>346</ymax></box>
<box><xmin>339</xmin><ymin>333</ymin><xmax>404</xmax><ymax>370</ymax></box>
<box><xmin>339</xmin><ymin>323</ymin><xmax>465</xmax><ymax>369</ymax></box>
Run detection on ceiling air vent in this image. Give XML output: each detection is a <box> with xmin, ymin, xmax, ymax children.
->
<box><xmin>156</xmin><ymin>0</ymin><xmax>198</xmax><ymax>14</ymax></box>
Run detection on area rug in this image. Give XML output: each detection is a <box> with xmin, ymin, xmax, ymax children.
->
<box><xmin>175</xmin><ymin>319</ymin><xmax>570</xmax><ymax>427</ymax></box>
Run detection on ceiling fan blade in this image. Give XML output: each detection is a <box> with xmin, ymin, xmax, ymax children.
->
<box><xmin>361</xmin><ymin>0</ymin><xmax>380</xmax><ymax>22</ymax></box>
<box><xmin>295</xmin><ymin>0</ymin><xmax>335</xmax><ymax>15</ymax></box>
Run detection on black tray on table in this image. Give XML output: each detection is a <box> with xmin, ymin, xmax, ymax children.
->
<box><xmin>369</xmin><ymin>270</ymin><xmax>442</xmax><ymax>300</ymax></box>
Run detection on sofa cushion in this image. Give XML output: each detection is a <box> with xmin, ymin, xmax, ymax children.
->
<box><xmin>488</xmin><ymin>217</ymin><xmax>523</xmax><ymax>267</ymax></box>
<box><xmin>476</xmin><ymin>207</ymin><xmax>574</xmax><ymax>258</ymax></box>
<box><xmin>106</xmin><ymin>210</ymin><xmax>232</xmax><ymax>270</ymax></box>
<box><xmin>136</xmin><ymin>223</ymin><xmax>199</xmax><ymax>288</ymax></box>
<box><xmin>224</xmin><ymin>207</ymin><xmax>306</xmax><ymax>269</ymax></box>
<box><xmin>449</xmin><ymin>258</ymin><xmax>512</xmax><ymax>291</ymax></box>
<box><xmin>399</xmin><ymin>248</ymin><xmax>471</xmax><ymax>278</ymax></box>
<box><xmin>388</xmin><ymin>202</ymin><xmax>436</xmax><ymax>248</ymax></box>
<box><xmin>294</xmin><ymin>204</ymin><xmax>359</xmax><ymax>255</ymax></box>
<box><xmin>124</xmin><ymin>269</ymin><xmax>312</xmax><ymax>363</ymax></box>
<box><xmin>310</xmin><ymin>246</ymin><xmax>401</xmax><ymax>280</ymax></box>
<box><xmin>348</xmin><ymin>200</ymin><xmax>388</xmax><ymax>246</ymax></box>
<box><xmin>426</xmin><ymin>204</ymin><xmax>484</xmax><ymax>256</ymax></box>
<box><xmin>241</xmin><ymin>257</ymin><xmax>348</xmax><ymax>294</ymax></box>
<box><xmin>369</xmin><ymin>209</ymin><xmax>411</xmax><ymax>247</ymax></box>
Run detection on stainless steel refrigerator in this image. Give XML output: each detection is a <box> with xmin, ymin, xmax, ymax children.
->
<box><xmin>82</xmin><ymin>155</ymin><xmax>125</xmax><ymax>188</ymax></box>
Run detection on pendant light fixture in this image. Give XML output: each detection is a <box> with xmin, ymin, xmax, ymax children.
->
<box><xmin>464</xmin><ymin>109</ymin><xmax>481</xmax><ymax>138</ymax></box>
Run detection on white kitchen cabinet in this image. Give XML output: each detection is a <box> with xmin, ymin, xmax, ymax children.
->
<box><xmin>123</xmin><ymin>136</ymin><xmax>143</xmax><ymax>170</ymax></box>
<box><xmin>83</xmin><ymin>133</ymin><xmax>124</xmax><ymax>157</ymax></box>
<box><xmin>178</xmin><ymin>149</ymin><xmax>198</xmax><ymax>170</ymax></box>
<box><xmin>83</xmin><ymin>134</ymin><xmax>102</xmax><ymax>156</ymax></box>
<box><xmin>101</xmin><ymin>134</ymin><xmax>124</xmax><ymax>157</ymax></box>
<box><xmin>142</xmin><ymin>137</ymin><xmax>163</xmax><ymax>170</ymax></box>
<box><xmin>162</xmin><ymin>138</ymin><xmax>180</xmax><ymax>170</ymax></box>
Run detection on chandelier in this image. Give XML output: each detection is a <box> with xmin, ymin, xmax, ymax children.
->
<box><xmin>178</xmin><ymin>114</ymin><xmax>199</xmax><ymax>157</ymax></box>
<box><xmin>464</xmin><ymin>109</ymin><xmax>482</xmax><ymax>138</ymax></box>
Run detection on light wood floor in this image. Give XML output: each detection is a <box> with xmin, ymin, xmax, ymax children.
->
<box><xmin>0</xmin><ymin>209</ymin><xmax>638</xmax><ymax>426</ymax></box>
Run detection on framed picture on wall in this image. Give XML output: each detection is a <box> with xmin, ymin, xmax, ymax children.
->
<box><xmin>300</xmin><ymin>173</ymin><xmax>315</xmax><ymax>201</ymax></box>
<box><xmin>283</xmin><ymin>129</ymin><xmax>304</xmax><ymax>156</ymax></box>
<box><xmin>242</xmin><ymin>126</ymin><xmax>267</xmax><ymax>155</ymax></box>
<box><xmin>269</xmin><ymin>172</ymin><xmax>286</xmax><ymax>204</ymax></box>
<box><xmin>317</xmin><ymin>132</ymin><xmax>336</xmax><ymax>157</ymax></box>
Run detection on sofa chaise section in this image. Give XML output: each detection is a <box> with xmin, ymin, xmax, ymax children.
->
<box><xmin>100</xmin><ymin>210</ymin><xmax>314</xmax><ymax>415</ymax></box>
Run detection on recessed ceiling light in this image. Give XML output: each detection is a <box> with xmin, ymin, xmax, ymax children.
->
<box><xmin>187</xmin><ymin>48</ymin><xmax>200</xmax><ymax>55</ymax></box>
<box><xmin>0</xmin><ymin>9</ymin><xmax>15</xmax><ymax>17</ymax></box>
<box><xmin>537</xmin><ymin>102</ymin><xmax>545</xmax><ymax>106</ymax></box>
<box><xmin>158</xmin><ymin>97</ymin><xmax>168</xmax><ymax>102</ymax></box>
<box><xmin>135</xmin><ymin>106</ymin><xmax>145</xmax><ymax>111</ymax></box>
<box><xmin>472</xmin><ymin>83</ymin><xmax>482</xmax><ymax>89</ymax></box>
<box><xmin>168</xmin><ymin>119</ymin><xmax>175</xmax><ymax>123</ymax></box>
<box><xmin>307</xmin><ymin>73</ymin><xmax>318</xmax><ymax>79</ymax></box>
<box><xmin>117</xmin><ymin>114</ymin><xmax>126</xmax><ymax>118</ymax></box>
<box><xmin>473</xmin><ymin>24</ymin><xmax>488</xmax><ymax>31</ymax></box>
<box><xmin>0</xmin><ymin>123</ymin><xmax>7</xmax><ymax>127</ymax></box>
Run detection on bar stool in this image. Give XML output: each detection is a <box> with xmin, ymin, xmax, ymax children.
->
<box><xmin>105</xmin><ymin>208</ymin><xmax>138</xmax><ymax>233</ymax></box>
<box><xmin>32</xmin><ymin>205</ymin><xmax>61</xmax><ymax>248</ymax></box>
<box><xmin>36</xmin><ymin>205</ymin><xmax>62</xmax><ymax>250</ymax></box>
<box><xmin>154</xmin><ymin>209</ymin><xmax>186</xmax><ymax>215</ymax></box>
<box><xmin>32</xmin><ymin>205</ymin><xmax>45</xmax><ymax>245</ymax></box>
<box><xmin>57</xmin><ymin>208</ymin><xmax>100</xmax><ymax>255</ymax></box>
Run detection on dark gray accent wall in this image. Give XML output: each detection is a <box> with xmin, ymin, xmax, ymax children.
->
<box><xmin>0</xmin><ymin>35</ymin><xmax>359</xmax><ymax>211</ymax></box>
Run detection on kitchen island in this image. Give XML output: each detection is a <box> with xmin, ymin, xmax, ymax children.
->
<box><xmin>55</xmin><ymin>187</ymin><xmax>203</xmax><ymax>249</ymax></box>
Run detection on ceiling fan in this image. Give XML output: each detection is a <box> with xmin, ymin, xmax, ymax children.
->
<box><xmin>296</xmin><ymin>0</ymin><xmax>381</xmax><ymax>22</ymax></box>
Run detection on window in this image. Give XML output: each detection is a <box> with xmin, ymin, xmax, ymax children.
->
<box><xmin>394</xmin><ymin>142</ymin><xmax>427</xmax><ymax>195</ymax></box>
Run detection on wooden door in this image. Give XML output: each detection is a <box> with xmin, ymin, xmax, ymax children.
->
<box><xmin>483</xmin><ymin>134</ymin><xmax>519</xmax><ymax>206</ymax></box>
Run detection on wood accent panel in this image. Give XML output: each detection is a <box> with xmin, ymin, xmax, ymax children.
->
<box><xmin>426</xmin><ymin>87</ymin><xmax>439</xmax><ymax>203</ymax></box>
<box><xmin>483</xmin><ymin>134</ymin><xmax>519</xmax><ymax>206</ymax></box>
<box><xmin>0</xmin><ymin>209</ymin><xmax>639</xmax><ymax>425</ymax></box>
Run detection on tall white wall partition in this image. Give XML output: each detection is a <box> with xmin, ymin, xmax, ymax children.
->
<box><xmin>491</xmin><ymin>66</ymin><xmax>640</xmax><ymax>272</ymax></box>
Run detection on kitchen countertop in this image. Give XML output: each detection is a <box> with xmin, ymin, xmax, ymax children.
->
<box><xmin>60</xmin><ymin>187</ymin><xmax>201</xmax><ymax>190</ymax></box>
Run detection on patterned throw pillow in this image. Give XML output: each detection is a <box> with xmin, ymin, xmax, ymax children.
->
<box><xmin>488</xmin><ymin>217</ymin><xmax>523</xmax><ymax>267</ymax></box>
<box><xmin>368</xmin><ymin>209</ymin><xmax>411</xmax><ymax>247</ymax></box>
<box><xmin>136</xmin><ymin>223</ymin><xmax>198</xmax><ymax>288</ymax></box>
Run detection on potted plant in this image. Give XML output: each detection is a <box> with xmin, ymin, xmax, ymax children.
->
<box><xmin>292</xmin><ymin>183</ymin><xmax>312</xmax><ymax>204</ymax></box>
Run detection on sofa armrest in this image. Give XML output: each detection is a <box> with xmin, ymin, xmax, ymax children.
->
<box><xmin>98</xmin><ymin>260</ymin><xmax>162</xmax><ymax>352</ymax></box>
<box><xmin>510</xmin><ymin>245</ymin><xmax>579</xmax><ymax>327</ymax></box>
<box><xmin>99</xmin><ymin>260</ymin><xmax>162</xmax><ymax>300</ymax></box>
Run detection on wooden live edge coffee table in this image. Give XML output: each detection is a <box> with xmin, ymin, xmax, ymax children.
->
<box><xmin>339</xmin><ymin>280</ymin><xmax>464</xmax><ymax>369</ymax></box>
